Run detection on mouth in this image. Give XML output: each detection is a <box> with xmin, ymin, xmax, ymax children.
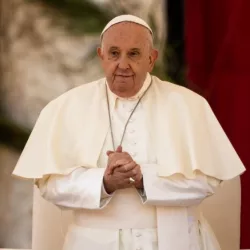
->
<box><xmin>115</xmin><ymin>75</ymin><xmax>133</xmax><ymax>78</ymax></box>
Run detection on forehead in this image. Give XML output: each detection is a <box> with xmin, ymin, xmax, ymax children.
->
<box><xmin>102</xmin><ymin>22</ymin><xmax>151</xmax><ymax>50</ymax></box>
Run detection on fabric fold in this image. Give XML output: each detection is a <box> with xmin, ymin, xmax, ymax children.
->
<box><xmin>12</xmin><ymin>75</ymin><xmax>245</xmax><ymax>180</ymax></box>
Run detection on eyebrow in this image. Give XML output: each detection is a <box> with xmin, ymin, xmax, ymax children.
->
<box><xmin>130</xmin><ymin>48</ymin><xmax>141</xmax><ymax>51</ymax></box>
<box><xmin>108</xmin><ymin>46</ymin><xmax>141</xmax><ymax>51</ymax></box>
<box><xmin>108</xmin><ymin>46</ymin><xmax>119</xmax><ymax>50</ymax></box>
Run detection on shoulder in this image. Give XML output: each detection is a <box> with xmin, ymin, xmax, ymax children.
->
<box><xmin>41</xmin><ymin>78</ymin><xmax>105</xmax><ymax>113</ymax></box>
<box><xmin>152</xmin><ymin>75</ymin><xmax>208</xmax><ymax>106</ymax></box>
<box><xmin>151</xmin><ymin>75</ymin><xmax>215</xmax><ymax>123</ymax></box>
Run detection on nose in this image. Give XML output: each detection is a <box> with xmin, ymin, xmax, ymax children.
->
<box><xmin>118</xmin><ymin>55</ymin><xmax>130</xmax><ymax>70</ymax></box>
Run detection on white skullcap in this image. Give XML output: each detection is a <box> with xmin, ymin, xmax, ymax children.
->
<box><xmin>101</xmin><ymin>14</ymin><xmax>153</xmax><ymax>37</ymax></box>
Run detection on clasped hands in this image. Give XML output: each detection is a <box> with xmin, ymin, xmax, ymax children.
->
<box><xmin>103</xmin><ymin>146</ymin><xmax>143</xmax><ymax>194</ymax></box>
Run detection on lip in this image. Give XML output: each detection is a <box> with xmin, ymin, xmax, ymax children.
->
<box><xmin>115</xmin><ymin>75</ymin><xmax>133</xmax><ymax>77</ymax></box>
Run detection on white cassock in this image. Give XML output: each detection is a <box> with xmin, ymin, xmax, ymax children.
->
<box><xmin>12</xmin><ymin>73</ymin><xmax>245</xmax><ymax>250</ymax></box>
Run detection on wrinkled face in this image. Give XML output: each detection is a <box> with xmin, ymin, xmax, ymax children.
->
<box><xmin>97</xmin><ymin>22</ymin><xmax>158</xmax><ymax>97</ymax></box>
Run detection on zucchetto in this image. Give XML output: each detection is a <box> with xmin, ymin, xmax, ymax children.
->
<box><xmin>101</xmin><ymin>14</ymin><xmax>153</xmax><ymax>37</ymax></box>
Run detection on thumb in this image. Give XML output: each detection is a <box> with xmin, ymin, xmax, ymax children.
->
<box><xmin>116</xmin><ymin>145</ymin><xmax>122</xmax><ymax>152</ymax></box>
<box><xmin>107</xmin><ymin>145</ymin><xmax>122</xmax><ymax>156</ymax></box>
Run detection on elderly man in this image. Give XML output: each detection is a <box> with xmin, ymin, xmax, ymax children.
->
<box><xmin>13</xmin><ymin>15</ymin><xmax>245</xmax><ymax>250</ymax></box>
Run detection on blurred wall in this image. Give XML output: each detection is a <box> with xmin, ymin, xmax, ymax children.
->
<box><xmin>0</xmin><ymin>146</ymin><xmax>32</xmax><ymax>248</ymax></box>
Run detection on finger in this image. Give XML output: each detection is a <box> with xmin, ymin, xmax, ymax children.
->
<box><xmin>106</xmin><ymin>145</ymin><xmax>123</xmax><ymax>157</ymax></box>
<box><xmin>107</xmin><ymin>159</ymin><xmax>133</xmax><ymax>175</ymax></box>
<box><xmin>115</xmin><ymin>161</ymin><xmax>137</xmax><ymax>173</ymax></box>
<box><xmin>121</xmin><ymin>164</ymin><xmax>140</xmax><ymax>178</ymax></box>
<box><xmin>114</xmin><ymin>159</ymin><xmax>133</xmax><ymax>169</ymax></box>
<box><xmin>107</xmin><ymin>160</ymin><xmax>129</xmax><ymax>175</ymax></box>
<box><xmin>106</xmin><ymin>150</ymin><xmax>114</xmax><ymax>156</ymax></box>
<box><xmin>123</xmin><ymin>165</ymin><xmax>141</xmax><ymax>178</ymax></box>
<box><xmin>124</xmin><ymin>178</ymin><xmax>136</xmax><ymax>187</ymax></box>
<box><xmin>133</xmin><ymin>181</ymin><xmax>143</xmax><ymax>189</ymax></box>
<box><xmin>107</xmin><ymin>153</ymin><xmax>133</xmax><ymax>174</ymax></box>
<box><xmin>116</xmin><ymin>145</ymin><xmax>122</xmax><ymax>152</ymax></box>
<box><xmin>109</xmin><ymin>152</ymin><xmax>131</xmax><ymax>160</ymax></box>
<box><xmin>123</xmin><ymin>169</ymin><xmax>138</xmax><ymax>179</ymax></box>
<box><xmin>107</xmin><ymin>164</ymin><xmax>120</xmax><ymax>175</ymax></box>
<box><xmin>107</xmin><ymin>151</ymin><xmax>126</xmax><ymax>160</ymax></box>
<box><xmin>121</xmin><ymin>151</ymin><xmax>131</xmax><ymax>158</ymax></box>
<box><xmin>133</xmin><ymin>171</ymin><xmax>143</xmax><ymax>182</ymax></box>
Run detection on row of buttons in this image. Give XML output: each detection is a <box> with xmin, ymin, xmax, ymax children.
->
<box><xmin>128</xmin><ymin>118</ymin><xmax>138</xmax><ymax>158</ymax></box>
<box><xmin>136</xmin><ymin>232</ymin><xmax>141</xmax><ymax>237</ymax></box>
<box><xmin>115</xmin><ymin>100</ymin><xmax>141</xmax><ymax>161</ymax></box>
<box><xmin>135</xmin><ymin>232</ymin><xmax>142</xmax><ymax>250</ymax></box>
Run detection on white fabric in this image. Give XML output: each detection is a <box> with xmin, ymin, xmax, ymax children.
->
<box><xmin>14</xmin><ymin>74</ymin><xmax>245</xmax><ymax>250</ymax></box>
<box><xmin>140</xmin><ymin>165</ymin><xmax>217</xmax><ymax>207</ymax></box>
<box><xmin>98</xmin><ymin>73</ymin><xmax>155</xmax><ymax>170</ymax></box>
<box><xmin>12</xmin><ymin>74</ymin><xmax>245</xmax><ymax>180</ymax></box>
<box><xmin>38</xmin><ymin>168</ymin><xmax>111</xmax><ymax>210</ymax></box>
<box><xmin>39</xmin><ymin>168</ymin><xmax>219</xmax><ymax>250</ymax></box>
<box><xmin>62</xmin><ymin>227</ymin><xmax>158</xmax><ymax>250</ymax></box>
<box><xmin>38</xmin><ymin>76</ymin><xmax>221</xmax><ymax>249</ymax></box>
<box><xmin>101</xmin><ymin>14</ymin><xmax>153</xmax><ymax>37</ymax></box>
<box><xmin>101</xmin><ymin>182</ymin><xmax>113</xmax><ymax>199</ymax></box>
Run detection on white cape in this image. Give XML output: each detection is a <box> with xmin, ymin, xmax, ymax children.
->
<box><xmin>13</xmin><ymin>75</ymin><xmax>245</xmax><ymax>180</ymax></box>
<box><xmin>13</xmin><ymin>74</ymin><xmax>245</xmax><ymax>250</ymax></box>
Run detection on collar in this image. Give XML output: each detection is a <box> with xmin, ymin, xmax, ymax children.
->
<box><xmin>106</xmin><ymin>73</ymin><xmax>152</xmax><ymax>110</ymax></box>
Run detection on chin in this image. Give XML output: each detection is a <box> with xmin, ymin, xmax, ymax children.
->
<box><xmin>115</xmin><ymin>84</ymin><xmax>129</xmax><ymax>93</ymax></box>
<box><xmin>115</xmin><ymin>76</ymin><xmax>133</xmax><ymax>83</ymax></box>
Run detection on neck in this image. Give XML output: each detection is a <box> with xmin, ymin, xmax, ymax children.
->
<box><xmin>112</xmin><ymin>89</ymin><xmax>142</xmax><ymax>98</ymax></box>
<box><xmin>106</xmin><ymin>73</ymin><xmax>151</xmax><ymax>100</ymax></box>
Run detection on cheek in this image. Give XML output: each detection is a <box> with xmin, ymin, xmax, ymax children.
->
<box><xmin>130</xmin><ymin>59</ymin><xmax>142</xmax><ymax>68</ymax></box>
<box><xmin>102</xmin><ymin>60</ymin><xmax>117</xmax><ymax>73</ymax></box>
<box><xmin>132</xmin><ymin>61</ymin><xmax>149</xmax><ymax>73</ymax></box>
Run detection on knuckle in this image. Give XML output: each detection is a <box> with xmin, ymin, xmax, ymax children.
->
<box><xmin>109</xmin><ymin>154</ymin><xmax>115</xmax><ymax>159</ymax></box>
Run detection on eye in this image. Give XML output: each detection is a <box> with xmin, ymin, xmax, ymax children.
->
<box><xmin>129</xmin><ymin>51</ymin><xmax>140</xmax><ymax>57</ymax></box>
<box><xmin>110</xmin><ymin>51</ymin><xmax>119</xmax><ymax>57</ymax></box>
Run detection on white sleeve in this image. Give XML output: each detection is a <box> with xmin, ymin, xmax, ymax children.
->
<box><xmin>138</xmin><ymin>164</ymin><xmax>221</xmax><ymax>207</ymax></box>
<box><xmin>37</xmin><ymin>167</ymin><xmax>114</xmax><ymax>210</ymax></box>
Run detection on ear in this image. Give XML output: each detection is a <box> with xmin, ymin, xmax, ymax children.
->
<box><xmin>97</xmin><ymin>47</ymin><xmax>103</xmax><ymax>59</ymax></box>
<box><xmin>148</xmin><ymin>49</ymin><xmax>158</xmax><ymax>72</ymax></box>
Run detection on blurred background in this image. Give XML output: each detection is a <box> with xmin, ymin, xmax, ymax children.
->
<box><xmin>0</xmin><ymin>0</ymin><xmax>249</xmax><ymax>249</ymax></box>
